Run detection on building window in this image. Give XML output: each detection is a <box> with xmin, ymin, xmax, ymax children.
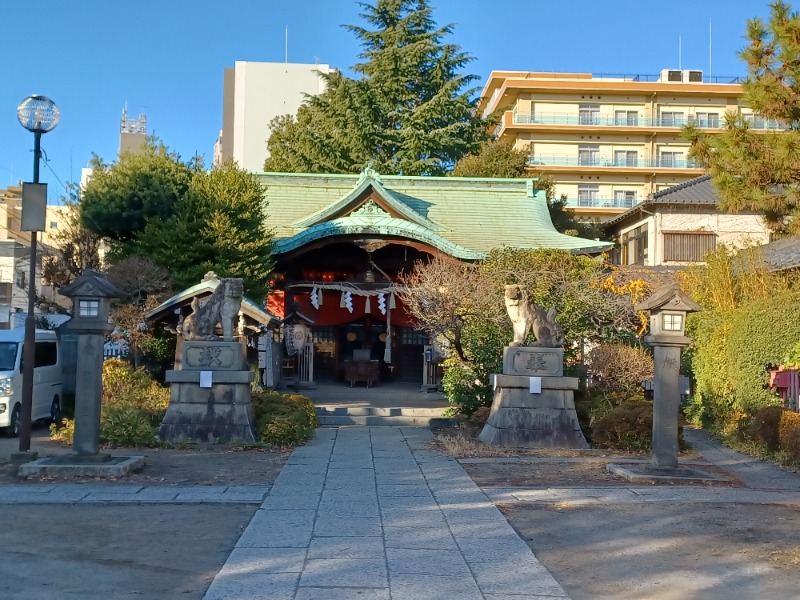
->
<box><xmin>694</xmin><ymin>112</ymin><xmax>719</xmax><ymax>128</ymax></box>
<box><xmin>312</xmin><ymin>326</ymin><xmax>335</xmax><ymax>343</ymax></box>
<box><xmin>613</xmin><ymin>150</ymin><xmax>638</xmax><ymax>167</ymax></box>
<box><xmin>14</xmin><ymin>271</ymin><xmax>25</xmax><ymax>289</ymax></box>
<box><xmin>400</xmin><ymin>328</ymin><xmax>428</xmax><ymax>345</ymax></box>
<box><xmin>577</xmin><ymin>184</ymin><xmax>600</xmax><ymax>207</ymax></box>
<box><xmin>578</xmin><ymin>144</ymin><xmax>600</xmax><ymax>166</ymax></box>
<box><xmin>614</xmin><ymin>190</ymin><xmax>637</xmax><ymax>208</ymax></box>
<box><xmin>663</xmin><ymin>232</ymin><xmax>717</xmax><ymax>262</ymax></box>
<box><xmin>620</xmin><ymin>224</ymin><xmax>649</xmax><ymax>265</ymax></box>
<box><xmin>614</xmin><ymin>110</ymin><xmax>638</xmax><ymax>126</ymax></box>
<box><xmin>49</xmin><ymin>221</ymin><xmax>58</xmax><ymax>229</ymax></box>
<box><xmin>578</xmin><ymin>104</ymin><xmax>600</xmax><ymax>125</ymax></box>
<box><xmin>660</xmin><ymin>111</ymin><xmax>685</xmax><ymax>127</ymax></box>
<box><xmin>659</xmin><ymin>151</ymin><xmax>683</xmax><ymax>168</ymax></box>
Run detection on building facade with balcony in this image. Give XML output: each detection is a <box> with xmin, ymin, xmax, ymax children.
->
<box><xmin>477</xmin><ymin>69</ymin><xmax>784</xmax><ymax>220</ymax></box>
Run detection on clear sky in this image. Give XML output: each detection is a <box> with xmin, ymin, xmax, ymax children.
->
<box><xmin>0</xmin><ymin>0</ymin><xmax>772</xmax><ymax>202</ymax></box>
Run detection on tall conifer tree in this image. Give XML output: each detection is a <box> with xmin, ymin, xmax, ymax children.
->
<box><xmin>265</xmin><ymin>0</ymin><xmax>486</xmax><ymax>176</ymax></box>
<box><xmin>686</xmin><ymin>1</ymin><xmax>800</xmax><ymax>235</ymax></box>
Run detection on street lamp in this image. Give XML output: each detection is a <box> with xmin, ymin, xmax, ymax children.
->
<box><xmin>16</xmin><ymin>95</ymin><xmax>59</xmax><ymax>453</ymax></box>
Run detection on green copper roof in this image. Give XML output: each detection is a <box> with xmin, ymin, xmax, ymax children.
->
<box><xmin>260</xmin><ymin>171</ymin><xmax>612</xmax><ymax>257</ymax></box>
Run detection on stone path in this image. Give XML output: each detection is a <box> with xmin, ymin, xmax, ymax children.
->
<box><xmin>203</xmin><ymin>426</ymin><xmax>569</xmax><ymax>600</ymax></box>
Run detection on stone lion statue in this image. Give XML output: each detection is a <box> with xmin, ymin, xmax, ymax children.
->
<box><xmin>182</xmin><ymin>277</ymin><xmax>244</xmax><ymax>341</ymax></box>
<box><xmin>504</xmin><ymin>284</ymin><xmax>564</xmax><ymax>348</ymax></box>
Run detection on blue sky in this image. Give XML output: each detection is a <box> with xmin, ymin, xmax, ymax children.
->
<box><xmin>0</xmin><ymin>0</ymin><xmax>771</xmax><ymax>202</ymax></box>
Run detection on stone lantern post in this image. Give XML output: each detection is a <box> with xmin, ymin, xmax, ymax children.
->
<box><xmin>608</xmin><ymin>285</ymin><xmax>723</xmax><ymax>483</ymax></box>
<box><xmin>636</xmin><ymin>285</ymin><xmax>702</xmax><ymax>468</ymax></box>
<box><xmin>59</xmin><ymin>270</ymin><xmax>121</xmax><ymax>457</ymax></box>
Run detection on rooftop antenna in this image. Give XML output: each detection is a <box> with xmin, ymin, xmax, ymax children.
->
<box><xmin>285</xmin><ymin>26</ymin><xmax>288</xmax><ymax>63</ymax></box>
<box><xmin>709</xmin><ymin>19</ymin><xmax>713</xmax><ymax>80</ymax></box>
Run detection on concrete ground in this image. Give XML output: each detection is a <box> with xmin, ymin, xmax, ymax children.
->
<box><xmin>1</xmin><ymin>421</ymin><xmax>800</xmax><ymax>599</ymax></box>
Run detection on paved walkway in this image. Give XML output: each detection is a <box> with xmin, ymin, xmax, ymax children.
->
<box><xmin>2</xmin><ymin>426</ymin><xmax>800</xmax><ymax>599</ymax></box>
<box><xmin>204</xmin><ymin>427</ymin><xmax>568</xmax><ymax>600</ymax></box>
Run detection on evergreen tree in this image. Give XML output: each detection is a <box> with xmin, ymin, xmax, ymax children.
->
<box><xmin>134</xmin><ymin>161</ymin><xmax>274</xmax><ymax>300</ymax></box>
<box><xmin>265</xmin><ymin>0</ymin><xmax>486</xmax><ymax>176</ymax></box>
<box><xmin>685</xmin><ymin>1</ymin><xmax>800</xmax><ymax>235</ymax></box>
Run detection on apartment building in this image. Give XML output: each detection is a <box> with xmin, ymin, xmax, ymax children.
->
<box><xmin>215</xmin><ymin>61</ymin><xmax>335</xmax><ymax>172</ymax></box>
<box><xmin>476</xmin><ymin>69</ymin><xmax>784</xmax><ymax>220</ymax></box>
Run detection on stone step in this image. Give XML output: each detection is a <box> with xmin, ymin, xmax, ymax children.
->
<box><xmin>316</xmin><ymin>406</ymin><xmax>449</xmax><ymax>418</ymax></box>
<box><xmin>317</xmin><ymin>414</ymin><xmax>457</xmax><ymax>428</ymax></box>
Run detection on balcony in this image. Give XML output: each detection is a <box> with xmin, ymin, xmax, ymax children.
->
<box><xmin>565</xmin><ymin>197</ymin><xmax>640</xmax><ymax>209</ymax></box>
<box><xmin>511</xmin><ymin>112</ymin><xmax>788</xmax><ymax>130</ymax></box>
<box><xmin>527</xmin><ymin>155</ymin><xmax>700</xmax><ymax>169</ymax></box>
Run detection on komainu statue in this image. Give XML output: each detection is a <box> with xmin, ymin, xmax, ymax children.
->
<box><xmin>504</xmin><ymin>284</ymin><xmax>564</xmax><ymax>348</ymax></box>
<box><xmin>182</xmin><ymin>276</ymin><xmax>244</xmax><ymax>341</ymax></box>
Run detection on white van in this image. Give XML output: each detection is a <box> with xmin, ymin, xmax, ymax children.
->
<box><xmin>0</xmin><ymin>329</ymin><xmax>63</xmax><ymax>437</ymax></box>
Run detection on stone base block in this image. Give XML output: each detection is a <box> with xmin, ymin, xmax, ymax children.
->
<box><xmin>479</xmin><ymin>385</ymin><xmax>589</xmax><ymax>449</ymax></box>
<box><xmin>607</xmin><ymin>464</ymin><xmax>728</xmax><ymax>484</ymax></box>
<box><xmin>157</xmin><ymin>380</ymin><xmax>256</xmax><ymax>444</ymax></box>
<box><xmin>18</xmin><ymin>455</ymin><xmax>145</xmax><ymax>478</ymax></box>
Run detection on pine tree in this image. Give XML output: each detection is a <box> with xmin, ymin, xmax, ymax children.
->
<box><xmin>265</xmin><ymin>0</ymin><xmax>486</xmax><ymax>176</ymax></box>
<box><xmin>685</xmin><ymin>1</ymin><xmax>800</xmax><ymax>235</ymax></box>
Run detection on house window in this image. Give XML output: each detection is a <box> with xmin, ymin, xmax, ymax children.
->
<box><xmin>614</xmin><ymin>110</ymin><xmax>638</xmax><ymax>126</ymax></box>
<box><xmin>694</xmin><ymin>112</ymin><xmax>719</xmax><ymax>128</ymax></box>
<box><xmin>578</xmin><ymin>144</ymin><xmax>600</xmax><ymax>166</ymax></box>
<box><xmin>659</xmin><ymin>151</ymin><xmax>683</xmax><ymax>168</ymax></box>
<box><xmin>663</xmin><ymin>232</ymin><xmax>717</xmax><ymax>262</ymax></box>
<box><xmin>49</xmin><ymin>221</ymin><xmax>58</xmax><ymax>229</ymax></box>
<box><xmin>578</xmin><ymin>104</ymin><xmax>600</xmax><ymax>125</ymax></box>
<box><xmin>577</xmin><ymin>184</ymin><xmax>600</xmax><ymax>207</ymax></box>
<box><xmin>660</xmin><ymin>111</ymin><xmax>685</xmax><ymax>127</ymax></box>
<box><xmin>613</xmin><ymin>150</ymin><xmax>638</xmax><ymax>167</ymax></box>
<box><xmin>620</xmin><ymin>224</ymin><xmax>649</xmax><ymax>265</ymax></box>
<box><xmin>14</xmin><ymin>271</ymin><xmax>25</xmax><ymax>289</ymax></box>
<box><xmin>614</xmin><ymin>190</ymin><xmax>637</xmax><ymax>208</ymax></box>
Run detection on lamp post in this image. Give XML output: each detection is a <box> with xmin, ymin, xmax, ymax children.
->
<box><xmin>16</xmin><ymin>95</ymin><xmax>59</xmax><ymax>453</ymax></box>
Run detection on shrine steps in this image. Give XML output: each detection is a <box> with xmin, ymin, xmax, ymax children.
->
<box><xmin>316</xmin><ymin>406</ymin><xmax>457</xmax><ymax>428</ymax></box>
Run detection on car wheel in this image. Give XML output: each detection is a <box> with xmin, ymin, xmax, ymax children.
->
<box><xmin>7</xmin><ymin>403</ymin><xmax>20</xmax><ymax>438</ymax></box>
<box><xmin>50</xmin><ymin>396</ymin><xmax>61</xmax><ymax>425</ymax></box>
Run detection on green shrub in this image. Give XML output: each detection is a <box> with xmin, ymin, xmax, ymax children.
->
<box><xmin>50</xmin><ymin>359</ymin><xmax>169</xmax><ymax>447</ymax></box>
<box><xmin>689</xmin><ymin>289</ymin><xmax>800</xmax><ymax>432</ymax></box>
<box><xmin>749</xmin><ymin>406</ymin><xmax>784</xmax><ymax>451</ymax></box>
<box><xmin>779</xmin><ymin>411</ymin><xmax>800</xmax><ymax>463</ymax></box>
<box><xmin>252</xmin><ymin>389</ymin><xmax>317</xmax><ymax>447</ymax></box>
<box><xmin>590</xmin><ymin>399</ymin><xmax>653</xmax><ymax>451</ymax></box>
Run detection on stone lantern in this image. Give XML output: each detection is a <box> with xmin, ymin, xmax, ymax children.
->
<box><xmin>636</xmin><ymin>285</ymin><xmax>701</xmax><ymax>468</ymax></box>
<box><xmin>59</xmin><ymin>270</ymin><xmax>121</xmax><ymax>457</ymax></box>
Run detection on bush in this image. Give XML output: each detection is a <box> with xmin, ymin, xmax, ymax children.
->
<box><xmin>779</xmin><ymin>410</ymin><xmax>800</xmax><ymax>463</ymax></box>
<box><xmin>590</xmin><ymin>399</ymin><xmax>653</xmax><ymax>451</ymax></box>
<box><xmin>749</xmin><ymin>406</ymin><xmax>784</xmax><ymax>451</ymax></box>
<box><xmin>587</xmin><ymin>343</ymin><xmax>653</xmax><ymax>395</ymax></box>
<box><xmin>252</xmin><ymin>389</ymin><xmax>317</xmax><ymax>447</ymax></box>
<box><xmin>50</xmin><ymin>359</ymin><xmax>169</xmax><ymax>447</ymax></box>
<box><xmin>689</xmin><ymin>289</ymin><xmax>800</xmax><ymax>432</ymax></box>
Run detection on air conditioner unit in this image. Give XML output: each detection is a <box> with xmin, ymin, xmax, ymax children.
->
<box><xmin>660</xmin><ymin>69</ymin><xmax>683</xmax><ymax>82</ymax></box>
<box><xmin>685</xmin><ymin>70</ymin><xmax>703</xmax><ymax>82</ymax></box>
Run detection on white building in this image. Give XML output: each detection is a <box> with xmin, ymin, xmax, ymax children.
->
<box><xmin>215</xmin><ymin>61</ymin><xmax>334</xmax><ymax>172</ymax></box>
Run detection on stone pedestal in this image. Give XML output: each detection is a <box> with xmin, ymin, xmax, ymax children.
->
<box><xmin>479</xmin><ymin>347</ymin><xmax>588</xmax><ymax>449</ymax></box>
<box><xmin>157</xmin><ymin>340</ymin><xmax>256</xmax><ymax>444</ymax></box>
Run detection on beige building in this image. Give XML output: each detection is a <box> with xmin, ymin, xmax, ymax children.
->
<box><xmin>604</xmin><ymin>175</ymin><xmax>770</xmax><ymax>267</ymax></box>
<box><xmin>0</xmin><ymin>185</ymin><xmax>72</xmax><ymax>325</ymax></box>
<box><xmin>215</xmin><ymin>61</ymin><xmax>335</xmax><ymax>172</ymax></box>
<box><xmin>476</xmin><ymin>69</ymin><xmax>785</xmax><ymax>220</ymax></box>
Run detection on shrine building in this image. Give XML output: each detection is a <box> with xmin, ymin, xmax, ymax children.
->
<box><xmin>261</xmin><ymin>169</ymin><xmax>612</xmax><ymax>388</ymax></box>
